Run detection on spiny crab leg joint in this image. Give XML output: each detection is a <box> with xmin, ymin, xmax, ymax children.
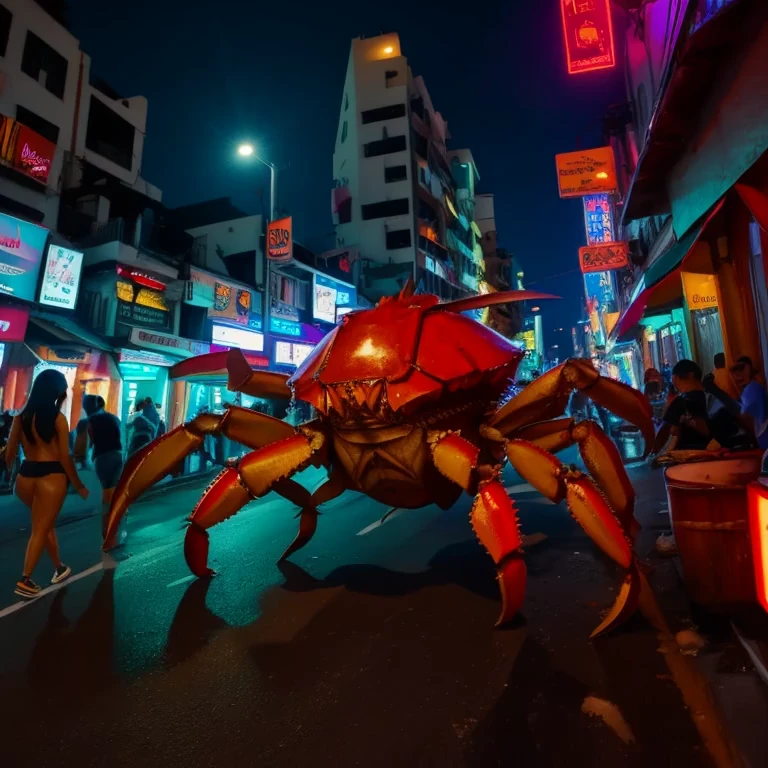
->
<box><xmin>104</xmin><ymin>282</ymin><xmax>653</xmax><ymax>639</ymax></box>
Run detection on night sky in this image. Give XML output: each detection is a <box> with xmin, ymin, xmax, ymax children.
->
<box><xmin>68</xmin><ymin>0</ymin><xmax>625</xmax><ymax>341</ymax></box>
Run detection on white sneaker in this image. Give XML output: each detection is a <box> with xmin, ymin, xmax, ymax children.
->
<box><xmin>656</xmin><ymin>532</ymin><xmax>678</xmax><ymax>556</ymax></box>
<box><xmin>51</xmin><ymin>564</ymin><xmax>71</xmax><ymax>584</ymax></box>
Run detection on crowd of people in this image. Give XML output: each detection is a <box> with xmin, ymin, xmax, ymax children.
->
<box><xmin>644</xmin><ymin>353</ymin><xmax>768</xmax><ymax>554</ymax></box>
<box><xmin>1</xmin><ymin>387</ymin><xmax>168</xmax><ymax>600</ymax></box>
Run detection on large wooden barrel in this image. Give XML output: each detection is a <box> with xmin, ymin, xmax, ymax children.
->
<box><xmin>665</xmin><ymin>454</ymin><xmax>762</xmax><ymax>610</ymax></box>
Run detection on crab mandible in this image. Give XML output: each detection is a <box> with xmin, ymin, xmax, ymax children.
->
<box><xmin>105</xmin><ymin>281</ymin><xmax>653</xmax><ymax>637</ymax></box>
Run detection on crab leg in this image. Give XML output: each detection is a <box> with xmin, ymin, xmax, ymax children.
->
<box><xmin>509</xmin><ymin>418</ymin><xmax>637</xmax><ymax>536</ymax></box>
<box><xmin>184</xmin><ymin>428</ymin><xmax>326</xmax><ymax>576</ymax></box>
<box><xmin>104</xmin><ymin>407</ymin><xmax>297</xmax><ymax>549</ymax></box>
<box><xmin>272</xmin><ymin>470</ymin><xmax>348</xmax><ymax>561</ymax></box>
<box><xmin>490</xmin><ymin>359</ymin><xmax>654</xmax><ymax>456</ymax></box>
<box><xmin>505</xmin><ymin>438</ymin><xmax>639</xmax><ymax>637</ymax></box>
<box><xmin>430</xmin><ymin>432</ymin><xmax>526</xmax><ymax>625</ymax></box>
<box><xmin>226</xmin><ymin>347</ymin><xmax>292</xmax><ymax>399</ymax></box>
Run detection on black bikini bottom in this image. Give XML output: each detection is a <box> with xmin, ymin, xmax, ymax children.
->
<box><xmin>18</xmin><ymin>460</ymin><xmax>66</xmax><ymax>478</ymax></box>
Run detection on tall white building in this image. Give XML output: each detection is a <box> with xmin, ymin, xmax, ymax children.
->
<box><xmin>0</xmin><ymin>0</ymin><xmax>159</xmax><ymax>230</ymax></box>
<box><xmin>332</xmin><ymin>33</ymin><xmax>484</xmax><ymax>302</ymax></box>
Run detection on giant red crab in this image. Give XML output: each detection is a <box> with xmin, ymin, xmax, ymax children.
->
<box><xmin>105</xmin><ymin>282</ymin><xmax>653</xmax><ymax>637</ymax></box>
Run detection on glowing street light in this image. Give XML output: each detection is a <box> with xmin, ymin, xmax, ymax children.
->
<box><xmin>237</xmin><ymin>143</ymin><xmax>255</xmax><ymax>157</ymax></box>
<box><xmin>384</xmin><ymin>45</ymin><xmax>394</xmax><ymax>54</ymax></box>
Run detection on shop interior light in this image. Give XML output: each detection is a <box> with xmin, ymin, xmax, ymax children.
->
<box><xmin>748</xmin><ymin>481</ymin><xmax>768</xmax><ymax>615</ymax></box>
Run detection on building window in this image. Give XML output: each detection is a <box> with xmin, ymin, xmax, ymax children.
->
<box><xmin>21</xmin><ymin>32</ymin><xmax>68</xmax><ymax>99</ymax></box>
<box><xmin>361</xmin><ymin>103</ymin><xmax>406</xmax><ymax>124</ymax></box>
<box><xmin>386</xmin><ymin>229</ymin><xmax>411</xmax><ymax>250</ymax></box>
<box><xmin>385</xmin><ymin>165</ymin><xmax>407</xmax><ymax>183</ymax></box>
<box><xmin>385</xmin><ymin>70</ymin><xmax>399</xmax><ymax>86</ymax></box>
<box><xmin>344</xmin><ymin>93</ymin><xmax>349</xmax><ymax>112</ymax></box>
<box><xmin>362</xmin><ymin>198</ymin><xmax>409</xmax><ymax>220</ymax></box>
<box><xmin>363</xmin><ymin>135</ymin><xmax>406</xmax><ymax>158</ymax></box>
<box><xmin>337</xmin><ymin>197</ymin><xmax>352</xmax><ymax>224</ymax></box>
<box><xmin>85</xmin><ymin>95</ymin><xmax>135</xmax><ymax>171</ymax></box>
<box><xmin>340</xmin><ymin>121</ymin><xmax>348</xmax><ymax>144</ymax></box>
<box><xmin>0</xmin><ymin>4</ymin><xmax>11</xmax><ymax>58</ymax></box>
<box><xmin>15</xmin><ymin>105</ymin><xmax>59</xmax><ymax>144</ymax></box>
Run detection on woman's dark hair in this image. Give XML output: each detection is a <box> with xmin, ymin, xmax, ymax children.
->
<box><xmin>21</xmin><ymin>369</ymin><xmax>68</xmax><ymax>444</ymax></box>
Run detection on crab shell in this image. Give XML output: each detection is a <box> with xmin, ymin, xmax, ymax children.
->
<box><xmin>287</xmin><ymin>293</ymin><xmax>527</xmax><ymax>418</ymax></box>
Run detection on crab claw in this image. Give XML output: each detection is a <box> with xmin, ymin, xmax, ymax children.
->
<box><xmin>590</xmin><ymin>561</ymin><xmax>641</xmax><ymax>638</ymax></box>
<box><xmin>104</xmin><ymin>424</ymin><xmax>206</xmax><ymax>549</ymax></box>
<box><xmin>563</xmin><ymin>359</ymin><xmax>654</xmax><ymax>457</ymax></box>
<box><xmin>564</xmin><ymin>473</ymin><xmax>632</xmax><ymax>569</ymax></box>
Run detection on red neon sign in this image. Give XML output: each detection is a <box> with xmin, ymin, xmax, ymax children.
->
<box><xmin>13</xmin><ymin>124</ymin><xmax>54</xmax><ymax>183</ymax></box>
<box><xmin>116</xmin><ymin>264</ymin><xmax>166</xmax><ymax>291</ymax></box>
<box><xmin>560</xmin><ymin>0</ymin><xmax>616</xmax><ymax>75</ymax></box>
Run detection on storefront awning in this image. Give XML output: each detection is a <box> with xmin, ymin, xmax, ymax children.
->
<box><xmin>168</xmin><ymin>350</ymin><xmax>269</xmax><ymax>382</ymax></box>
<box><xmin>28</xmin><ymin>311</ymin><xmax>113</xmax><ymax>352</ymax></box>
<box><xmin>644</xmin><ymin>199</ymin><xmax>724</xmax><ymax>288</ymax></box>
<box><xmin>611</xmin><ymin>269</ymin><xmax>684</xmax><ymax>343</ymax></box>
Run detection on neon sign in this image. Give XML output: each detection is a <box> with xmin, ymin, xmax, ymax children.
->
<box><xmin>270</xmin><ymin>317</ymin><xmax>302</xmax><ymax>337</ymax></box>
<box><xmin>560</xmin><ymin>0</ymin><xmax>616</xmax><ymax>76</ymax></box>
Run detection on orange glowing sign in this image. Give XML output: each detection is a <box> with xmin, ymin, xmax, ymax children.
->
<box><xmin>579</xmin><ymin>241</ymin><xmax>629</xmax><ymax>273</ymax></box>
<box><xmin>560</xmin><ymin>0</ymin><xmax>616</xmax><ymax>76</ymax></box>
<box><xmin>555</xmin><ymin>146</ymin><xmax>617</xmax><ymax>198</ymax></box>
<box><xmin>748</xmin><ymin>481</ymin><xmax>768</xmax><ymax>615</ymax></box>
<box><xmin>267</xmin><ymin>216</ymin><xmax>293</xmax><ymax>263</ymax></box>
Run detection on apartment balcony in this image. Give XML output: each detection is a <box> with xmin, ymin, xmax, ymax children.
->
<box><xmin>76</xmin><ymin>216</ymin><xmax>204</xmax><ymax>279</ymax></box>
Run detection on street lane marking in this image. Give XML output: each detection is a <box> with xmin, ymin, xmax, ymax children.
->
<box><xmin>0</xmin><ymin>562</ymin><xmax>104</xmax><ymax>620</ymax></box>
<box><xmin>504</xmin><ymin>483</ymin><xmax>537</xmax><ymax>494</ymax></box>
<box><xmin>166</xmin><ymin>574</ymin><xmax>196</xmax><ymax>589</ymax></box>
<box><xmin>357</xmin><ymin>507</ymin><xmax>403</xmax><ymax>536</ymax></box>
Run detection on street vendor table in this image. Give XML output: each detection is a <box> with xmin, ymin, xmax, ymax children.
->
<box><xmin>665</xmin><ymin>452</ymin><xmax>762</xmax><ymax>611</ymax></box>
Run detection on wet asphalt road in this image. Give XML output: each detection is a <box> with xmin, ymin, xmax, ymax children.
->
<box><xmin>0</xmin><ymin>454</ymin><xmax>715</xmax><ymax>767</ymax></box>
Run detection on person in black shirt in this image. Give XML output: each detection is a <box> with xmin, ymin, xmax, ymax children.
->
<box><xmin>661</xmin><ymin>360</ymin><xmax>711</xmax><ymax>452</ymax></box>
<box><xmin>84</xmin><ymin>396</ymin><xmax>125</xmax><ymax>543</ymax></box>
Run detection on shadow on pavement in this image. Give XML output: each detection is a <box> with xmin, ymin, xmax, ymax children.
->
<box><xmin>464</xmin><ymin>636</ymin><xmax>600</xmax><ymax>767</ymax></box>
<box><xmin>162</xmin><ymin>577</ymin><xmax>230</xmax><ymax>668</ymax></box>
<box><xmin>278</xmin><ymin>539</ymin><xmax>519</xmax><ymax>608</ymax></box>
<box><xmin>24</xmin><ymin>570</ymin><xmax>116</xmax><ymax>699</ymax></box>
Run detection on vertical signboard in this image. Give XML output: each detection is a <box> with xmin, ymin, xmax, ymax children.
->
<box><xmin>267</xmin><ymin>217</ymin><xmax>293</xmax><ymax>263</ymax></box>
<box><xmin>560</xmin><ymin>0</ymin><xmax>616</xmax><ymax>75</ymax></box>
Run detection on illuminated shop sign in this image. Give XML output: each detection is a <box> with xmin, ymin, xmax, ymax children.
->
<box><xmin>267</xmin><ymin>216</ymin><xmax>293</xmax><ymax>263</ymax></box>
<box><xmin>0</xmin><ymin>212</ymin><xmax>49</xmax><ymax>302</ymax></box>
<box><xmin>583</xmin><ymin>193</ymin><xmax>613</xmax><ymax>244</ymax></box>
<box><xmin>270</xmin><ymin>317</ymin><xmax>302</xmax><ymax>338</ymax></box>
<box><xmin>274</xmin><ymin>341</ymin><xmax>313</xmax><ymax>368</ymax></box>
<box><xmin>119</xmin><ymin>349</ymin><xmax>177</xmax><ymax>367</ymax></box>
<box><xmin>579</xmin><ymin>242</ymin><xmax>629</xmax><ymax>274</ymax></box>
<box><xmin>39</xmin><ymin>245</ymin><xmax>84</xmax><ymax>310</ymax></box>
<box><xmin>117</xmin><ymin>280</ymin><xmax>170</xmax><ymax>330</ymax></box>
<box><xmin>211</xmin><ymin>323</ymin><xmax>265</xmax><ymax>352</ymax></box>
<box><xmin>560</xmin><ymin>0</ymin><xmax>616</xmax><ymax>75</ymax></box>
<box><xmin>0</xmin><ymin>306</ymin><xmax>30</xmax><ymax>342</ymax></box>
<box><xmin>129</xmin><ymin>328</ymin><xmax>210</xmax><ymax>358</ymax></box>
<box><xmin>0</xmin><ymin>115</ymin><xmax>55</xmax><ymax>184</ymax></box>
<box><xmin>313</xmin><ymin>273</ymin><xmax>357</xmax><ymax>324</ymax></box>
<box><xmin>555</xmin><ymin>147</ymin><xmax>617</xmax><ymax>198</ymax></box>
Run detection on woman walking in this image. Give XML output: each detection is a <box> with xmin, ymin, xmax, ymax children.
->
<box><xmin>4</xmin><ymin>370</ymin><xmax>89</xmax><ymax>599</ymax></box>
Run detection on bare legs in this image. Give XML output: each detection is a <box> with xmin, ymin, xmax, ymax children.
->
<box><xmin>16</xmin><ymin>474</ymin><xmax>68</xmax><ymax>577</ymax></box>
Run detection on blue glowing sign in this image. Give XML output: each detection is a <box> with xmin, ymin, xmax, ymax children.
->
<box><xmin>270</xmin><ymin>317</ymin><xmax>302</xmax><ymax>337</ymax></box>
<box><xmin>583</xmin><ymin>194</ymin><xmax>614</xmax><ymax>245</ymax></box>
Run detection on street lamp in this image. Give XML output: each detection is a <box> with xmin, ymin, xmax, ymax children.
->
<box><xmin>237</xmin><ymin>143</ymin><xmax>278</xmax><ymax>222</ymax></box>
<box><xmin>237</xmin><ymin>142</ymin><xmax>284</xmax><ymax>346</ymax></box>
